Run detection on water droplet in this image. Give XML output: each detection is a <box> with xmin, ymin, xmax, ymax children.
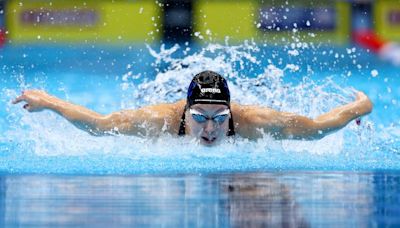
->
<box><xmin>371</xmin><ymin>69</ymin><xmax>378</xmax><ymax>77</ymax></box>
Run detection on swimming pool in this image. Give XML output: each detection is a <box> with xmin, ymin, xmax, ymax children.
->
<box><xmin>0</xmin><ymin>42</ymin><xmax>399</xmax><ymax>226</ymax></box>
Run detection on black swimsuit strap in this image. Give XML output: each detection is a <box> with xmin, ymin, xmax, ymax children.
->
<box><xmin>178</xmin><ymin>105</ymin><xmax>187</xmax><ymax>136</ymax></box>
<box><xmin>227</xmin><ymin>112</ymin><xmax>235</xmax><ymax>136</ymax></box>
<box><xmin>178</xmin><ymin>104</ymin><xmax>235</xmax><ymax>136</ymax></box>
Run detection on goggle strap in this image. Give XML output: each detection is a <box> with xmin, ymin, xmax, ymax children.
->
<box><xmin>189</xmin><ymin>108</ymin><xmax>230</xmax><ymax>117</ymax></box>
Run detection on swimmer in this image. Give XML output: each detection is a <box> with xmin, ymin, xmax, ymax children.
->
<box><xmin>12</xmin><ymin>71</ymin><xmax>373</xmax><ymax>146</ymax></box>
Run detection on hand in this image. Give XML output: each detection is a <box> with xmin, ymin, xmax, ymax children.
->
<box><xmin>12</xmin><ymin>90</ymin><xmax>52</xmax><ymax>112</ymax></box>
<box><xmin>354</xmin><ymin>91</ymin><xmax>373</xmax><ymax>115</ymax></box>
<box><xmin>355</xmin><ymin>91</ymin><xmax>367</xmax><ymax>101</ymax></box>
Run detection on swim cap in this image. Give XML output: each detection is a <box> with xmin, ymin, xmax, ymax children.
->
<box><xmin>187</xmin><ymin>71</ymin><xmax>231</xmax><ymax>107</ymax></box>
<box><xmin>180</xmin><ymin>71</ymin><xmax>235</xmax><ymax>136</ymax></box>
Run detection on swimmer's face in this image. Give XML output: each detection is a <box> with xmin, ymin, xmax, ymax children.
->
<box><xmin>186</xmin><ymin>104</ymin><xmax>230</xmax><ymax>146</ymax></box>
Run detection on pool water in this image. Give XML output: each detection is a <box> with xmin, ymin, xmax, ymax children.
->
<box><xmin>2</xmin><ymin>172</ymin><xmax>399</xmax><ymax>227</ymax></box>
<box><xmin>0</xmin><ymin>42</ymin><xmax>400</xmax><ymax>226</ymax></box>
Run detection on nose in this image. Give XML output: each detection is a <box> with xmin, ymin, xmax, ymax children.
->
<box><xmin>203</xmin><ymin>120</ymin><xmax>215</xmax><ymax>134</ymax></box>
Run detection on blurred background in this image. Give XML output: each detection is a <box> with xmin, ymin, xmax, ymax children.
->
<box><xmin>0</xmin><ymin>0</ymin><xmax>398</xmax><ymax>49</ymax></box>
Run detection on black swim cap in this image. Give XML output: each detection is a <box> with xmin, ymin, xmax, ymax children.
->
<box><xmin>187</xmin><ymin>71</ymin><xmax>231</xmax><ymax>107</ymax></box>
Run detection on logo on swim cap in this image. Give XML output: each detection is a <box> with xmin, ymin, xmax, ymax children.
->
<box><xmin>200</xmin><ymin>88</ymin><xmax>221</xmax><ymax>94</ymax></box>
<box><xmin>187</xmin><ymin>71</ymin><xmax>230</xmax><ymax>107</ymax></box>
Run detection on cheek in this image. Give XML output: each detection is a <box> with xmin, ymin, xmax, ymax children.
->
<box><xmin>187</xmin><ymin>119</ymin><xmax>202</xmax><ymax>135</ymax></box>
<box><xmin>216</xmin><ymin>121</ymin><xmax>230</xmax><ymax>136</ymax></box>
<box><xmin>223</xmin><ymin>121</ymin><xmax>230</xmax><ymax>133</ymax></box>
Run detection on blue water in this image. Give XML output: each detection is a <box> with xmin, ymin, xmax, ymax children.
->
<box><xmin>0</xmin><ymin>43</ymin><xmax>400</xmax><ymax>226</ymax></box>
<box><xmin>1</xmin><ymin>172</ymin><xmax>399</xmax><ymax>227</ymax></box>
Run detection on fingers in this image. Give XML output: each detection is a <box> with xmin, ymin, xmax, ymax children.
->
<box><xmin>12</xmin><ymin>90</ymin><xmax>26</xmax><ymax>104</ymax></box>
<box><xmin>355</xmin><ymin>92</ymin><xmax>361</xmax><ymax>100</ymax></box>
<box><xmin>12</xmin><ymin>90</ymin><xmax>40</xmax><ymax>112</ymax></box>
<box><xmin>23</xmin><ymin>104</ymin><xmax>35</xmax><ymax>112</ymax></box>
<box><xmin>355</xmin><ymin>91</ymin><xmax>366</xmax><ymax>101</ymax></box>
<box><xmin>12</xmin><ymin>95</ymin><xmax>30</xmax><ymax>111</ymax></box>
<box><xmin>12</xmin><ymin>95</ymin><xmax>25</xmax><ymax>104</ymax></box>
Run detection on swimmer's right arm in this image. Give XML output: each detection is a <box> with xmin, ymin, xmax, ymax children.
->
<box><xmin>12</xmin><ymin>90</ymin><xmax>181</xmax><ymax>136</ymax></box>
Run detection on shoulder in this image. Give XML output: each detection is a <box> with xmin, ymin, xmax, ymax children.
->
<box><xmin>230</xmin><ymin>102</ymin><xmax>277</xmax><ymax>122</ymax></box>
<box><xmin>141</xmin><ymin>99</ymin><xmax>186</xmax><ymax>134</ymax></box>
<box><xmin>230</xmin><ymin>102</ymin><xmax>283</xmax><ymax>138</ymax></box>
<box><xmin>138</xmin><ymin>99</ymin><xmax>185</xmax><ymax>115</ymax></box>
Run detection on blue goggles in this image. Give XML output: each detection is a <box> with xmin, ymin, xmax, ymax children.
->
<box><xmin>189</xmin><ymin>109</ymin><xmax>230</xmax><ymax>124</ymax></box>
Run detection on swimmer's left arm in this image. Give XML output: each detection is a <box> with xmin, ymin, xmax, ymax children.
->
<box><xmin>301</xmin><ymin>91</ymin><xmax>373</xmax><ymax>139</ymax></box>
<box><xmin>237</xmin><ymin>91</ymin><xmax>373</xmax><ymax>140</ymax></box>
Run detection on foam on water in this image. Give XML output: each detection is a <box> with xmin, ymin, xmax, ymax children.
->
<box><xmin>0</xmin><ymin>42</ymin><xmax>399</xmax><ymax>174</ymax></box>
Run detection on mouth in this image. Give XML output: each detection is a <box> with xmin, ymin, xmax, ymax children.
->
<box><xmin>201</xmin><ymin>136</ymin><xmax>217</xmax><ymax>145</ymax></box>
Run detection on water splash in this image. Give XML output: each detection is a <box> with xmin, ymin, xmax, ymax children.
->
<box><xmin>1</xmin><ymin>42</ymin><xmax>398</xmax><ymax>174</ymax></box>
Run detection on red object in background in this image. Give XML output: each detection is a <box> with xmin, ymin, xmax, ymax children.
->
<box><xmin>353</xmin><ymin>29</ymin><xmax>400</xmax><ymax>66</ymax></box>
<box><xmin>0</xmin><ymin>29</ymin><xmax>5</xmax><ymax>47</ymax></box>
<box><xmin>352</xmin><ymin>30</ymin><xmax>386</xmax><ymax>53</ymax></box>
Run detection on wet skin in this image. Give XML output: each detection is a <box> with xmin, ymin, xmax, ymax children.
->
<box><xmin>185</xmin><ymin>104</ymin><xmax>230</xmax><ymax>146</ymax></box>
<box><xmin>12</xmin><ymin>90</ymin><xmax>373</xmax><ymax>145</ymax></box>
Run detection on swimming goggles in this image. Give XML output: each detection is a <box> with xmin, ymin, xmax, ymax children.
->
<box><xmin>189</xmin><ymin>109</ymin><xmax>230</xmax><ymax>124</ymax></box>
